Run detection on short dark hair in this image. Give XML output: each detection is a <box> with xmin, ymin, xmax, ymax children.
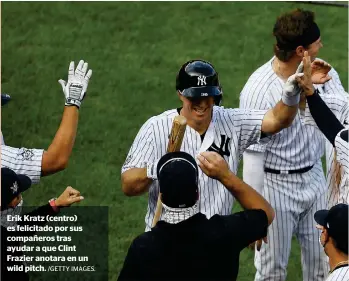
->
<box><xmin>330</xmin><ymin>230</ymin><xmax>348</xmax><ymax>255</ymax></box>
<box><xmin>273</xmin><ymin>9</ymin><xmax>316</xmax><ymax>62</ymax></box>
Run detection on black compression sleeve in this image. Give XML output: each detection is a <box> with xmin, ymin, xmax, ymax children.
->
<box><xmin>306</xmin><ymin>89</ymin><xmax>344</xmax><ymax>146</ymax></box>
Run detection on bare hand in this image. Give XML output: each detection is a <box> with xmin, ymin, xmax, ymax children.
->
<box><xmin>197</xmin><ymin>151</ymin><xmax>231</xmax><ymax>182</ymax></box>
<box><xmin>248</xmin><ymin>236</ymin><xmax>268</xmax><ymax>251</ymax></box>
<box><xmin>55</xmin><ymin>186</ymin><xmax>84</xmax><ymax>207</ymax></box>
<box><xmin>295</xmin><ymin>51</ymin><xmax>314</xmax><ymax>96</ymax></box>
<box><xmin>311</xmin><ymin>60</ymin><xmax>332</xmax><ymax>84</ymax></box>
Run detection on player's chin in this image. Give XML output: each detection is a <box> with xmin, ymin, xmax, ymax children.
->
<box><xmin>191</xmin><ymin>108</ymin><xmax>211</xmax><ymax>119</ymax></box>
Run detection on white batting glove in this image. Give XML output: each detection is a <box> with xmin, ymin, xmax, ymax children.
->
<box><xmin>281</xmin><ymin>62</ymin><xmax>304</xmax><ymax>106</ymax></box>
<box><xmin>58</xmin><ymin>60</ymin><xmax>92</xmax><ymax>108</ymax></box>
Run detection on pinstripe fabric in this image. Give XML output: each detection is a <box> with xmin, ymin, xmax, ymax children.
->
<box><xmin>302</xmin><ymin>91</ymin><xmax>349</xmax><ymax>208</ymax></box>
<box><xmin>121</xmin><ymin>106</ymin><xmax>268</xmax><ymax>231</ymax></box>
<box><xmin>254</xmin><ymin>162</ymin><xmax>327</xmax><ymax>281</ymax></box>
<box><xmin>1</xmin><ymin>145</ymin><xmax>44</xmax><ymax>184</ymax></box>
<box><xmin>326</xmin><ymin>267</ymin><xmax>349</xmax><ymax>281</ymax></box>
<box><xmin>239</xmin><ymin>57</ymin><xmax>345</xmax><ymax>281</ymax></box>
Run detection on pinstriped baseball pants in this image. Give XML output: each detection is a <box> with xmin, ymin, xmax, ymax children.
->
<box><xmin>254</xmin><ymin>161</ymin><xmax>327</xmax><ymax>281</ymax></box>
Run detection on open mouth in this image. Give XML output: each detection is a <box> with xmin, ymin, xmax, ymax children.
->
<box><xmin>193</xmin><ymin>107</ymin><xmax>208</xmax><ymax>115</ymax></box>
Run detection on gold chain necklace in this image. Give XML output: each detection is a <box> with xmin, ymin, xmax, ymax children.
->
<box><xmin>329</xmin><ymin>260</ymin><xmax>348</xmax><ymax>274</ymax></box>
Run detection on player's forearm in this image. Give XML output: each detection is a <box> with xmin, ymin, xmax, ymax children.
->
<box><xmin>220</xmin><ymin>171</ymin><xmax>274</xmax><ymax>225</ymax></box>
<box><xmin>306</xmin><ymin>90</ymin><xmax>344</xmax><ymax>145</ymax></box>
<box><xmin>121</xmin><ymin>168</ymin><xmax>153</xmax><ymax>196</ymax></box>
<box><xmin>262</xmin><ymin>100</ymin><xmax>298</xmax><ymax>134</ymax></box>
<box><xmin>42</xmin><ymin>106</ymin><xmax>79</xmax><ymax>176</ymax></box>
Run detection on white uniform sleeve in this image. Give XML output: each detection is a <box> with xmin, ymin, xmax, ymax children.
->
<box><xmin>323</xmin><ymin>66</ymin><xmax>345</xmax><ymax>93</ymax></box>
<box><xmin>239</xmin><ymin>79</ymin><xmax>273</xmax><ymax>153</ymax></box>
<box><xmin>302</xmin><ymin>90</ymin><xmax>348</xmax><ymax>127</ymax></box>
<box><xmin>121</xmin><ymin>118</ymin><xmax>155</xmax><ymax>173</ymax></box>
<box><xmin>335</xmin><ymin>128</ymin><xmax>348</xmax><ymax>169</ymax></box>
<box><xmin>226</xmin><ymin>108</ymin><xmax>269</xmax><ymax>157</ymax></box>
<box><xmin>242</xmin><ymin>150</ymin><xmax>265</xmax><ymax>194</ymax></box>
<box><xmin>1</xmin><ymin>145</ymin><xmax>44</xmax><ymax>184</ymax></box>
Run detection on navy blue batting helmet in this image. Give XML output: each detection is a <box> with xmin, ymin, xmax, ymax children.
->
<box><xmin>176</xmin><ymin>60</ymin><xmax>223</xmax><ymax>106</ymax></box>
<box><xmin>1</xmin><ymin>93</ymin><xmax>11</xmax><ymax>106</ymax></box>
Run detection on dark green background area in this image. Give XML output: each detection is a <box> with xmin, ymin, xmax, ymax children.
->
<box><xmin>6</xmin><ymin>207</ymin><xmax>108</xmax><ymax>281</ymax></box>
<box><xmin>2</xmin><ymin>2</ymin><xmax>347</xmax><ymax>280</ymax></box>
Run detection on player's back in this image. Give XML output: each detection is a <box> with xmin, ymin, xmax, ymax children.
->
<box><xmin>118</xmin><ymin>210</ymin><xmax>268</xmax><ymax>281</ymax></box>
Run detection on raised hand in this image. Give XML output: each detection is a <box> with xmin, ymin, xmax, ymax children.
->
<box><xmin>59</xmin><ymin>60</ymin><xmax>92</xmax><ymax>108</ymax></box>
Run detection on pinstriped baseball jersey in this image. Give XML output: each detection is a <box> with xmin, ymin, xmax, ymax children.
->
<box><xmin>240</xmin><ymin>57</ymin><xmax>345</xmax><ymax>281</ymax></box>
<box><xmin>335</xmin><ymin>129</ymin><xmax>349</xmax><ymax>168</ymax></box>
<box><xmin>122</xmin><ymin>106</ymin><xmax>269</xmax><ymax>231</ymax></box>
<box><xmin>325</xmin><ymin>266</ymin><xmax>349</xmax><ymax>281</ymax></box>
<box><xmin>302</xmin><ymin>91</ymin><xmax>349</xmax><ymax>206</ymax></box>
<box><xmin>1</xmin><ymin>145</ymin><xmax>44</xmax><ymax>184</ymax></box>
<box><xmin>239</xmin><ymin>56</ymin><xmax>344</xmax><ymax>171</ymax></box>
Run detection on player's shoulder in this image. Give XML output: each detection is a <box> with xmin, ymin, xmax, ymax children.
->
<box><xmin>214</xmin><ymin>105</ymin><xmax>261</xmax><ymax>118</ymax></box>
<box><xmin>141</xmin><ymin>109</ymin><xmax>178</xmax><ymax>126</ymax></box>
<box><xmin>241</xmin><ymin>57</ymin><xmax>278</xmax><ymax>96</ymax></box>
<box><xmin>244</xmin><ymin>57</ymin><xmax>275</xmax><ymax>84</ymax></box>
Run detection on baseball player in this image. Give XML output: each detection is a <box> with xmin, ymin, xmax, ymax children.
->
<box><xmin>314</xmin><ymin>204</ymin><xmax>348</xmax><ymax>281</ymax></box>
<box><xmin>296</xmin><ymin>61</ymin><xmax>348</xmax><ymax>206</ymax></box>
<box><xmin>239</xmin><ymin>9</ymin><xmax>345</xmax><ymax>281</ymax></box>
<box><xmin>1</xmin><ymin>60</ymin><xmax>91</xmax><ymax>223</ymax></box>
<box><xmin>118</xmin><ymin>151</ymin><xmax>274</xmax><ymax>281</ymax></box>
<box><xmin>122</xmin><ymin>58</ymin><xmax>306</xmax><ymax>232</ymax></box>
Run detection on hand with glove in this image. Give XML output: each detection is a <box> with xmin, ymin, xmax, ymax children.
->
<box><xmin>59</xmin><ymin>60</ymin><xmax>92</xmax><ymax>108</ymax></box>
<box><xmin>281</xmin><ymin>53</ymin><xmax>306</xmax><ymax>107</ymax></box>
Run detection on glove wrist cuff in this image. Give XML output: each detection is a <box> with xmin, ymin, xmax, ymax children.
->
<box><xmin>282</xmin><ymin>93</ymin><xmax>300</xmax><ymax>106</ymax></box>
<box><xmin>65</xmin><ymin>98</ymin><xmax>81</xmax><ymax>108</ymax></box>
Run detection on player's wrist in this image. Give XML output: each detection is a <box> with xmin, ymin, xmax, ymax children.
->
<box><xmin>49</xmin><ymin>198</ymin><xmax>60</xmax><ymax>212</ymax></box>
<box><xmin>281</xmin><ymin>92</ymin><xmax>300</xmax><ymax>106</ymax></box>
<box><xmin>146</xmin><ymin>160</ymin><xmax>159</xmax><ymax>180</ymax></box>
<box><xmin>65</xmin><ymin>99</ymin><xmax>81</xmax><ymax>108</ymax></box>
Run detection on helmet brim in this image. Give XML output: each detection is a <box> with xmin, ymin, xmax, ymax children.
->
<box><xmin>181</xmin><ymin>86</ymin><xmax>221</xmax><ymax>99</ymax></box>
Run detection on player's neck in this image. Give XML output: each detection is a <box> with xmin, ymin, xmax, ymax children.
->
<box><xmin>273</xmin><ymin>57</ymin><xmax>301</xmax><ymax>82</ymax></box>
<box><xmin>328</xmin><ymin>248</ymin><xmax>348</xmax><ymax>272</ymax></box>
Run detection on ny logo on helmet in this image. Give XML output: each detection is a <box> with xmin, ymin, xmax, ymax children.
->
<box><xmin>197</xmin><ymin>75</ymin><xmax>207</xmax><ymax>86</ymax></box>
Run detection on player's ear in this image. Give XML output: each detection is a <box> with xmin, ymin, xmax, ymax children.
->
<box><xmin>322</xmin><ymin>228</ymin><xmax>330</xmax><ymax>243</ymax></box>
<box><xmin>177</xmin><ymin>91</ymin><xmax>185</xmax><ymax>102</ymax></box>
<box><xmin>296</xmin><ymin>46</ymin><xmax>306</xmax><ymax>58</ymax></box>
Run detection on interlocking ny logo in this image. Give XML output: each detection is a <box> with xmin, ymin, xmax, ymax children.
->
<box><xmin>197</xmin><ymin>75</ymin><xmax>207</xmax><ymax>86</ymax></box>
<box><xmin>208</xmin><ymin>135</ymin><xmax>231</xmax><ymax>157</ymax></box>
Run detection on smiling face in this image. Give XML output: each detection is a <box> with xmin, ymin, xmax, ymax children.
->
<box><xmin>178</xmin><ymin>93</ymin><xmax>214</xmax><ymax>128</ymax></box>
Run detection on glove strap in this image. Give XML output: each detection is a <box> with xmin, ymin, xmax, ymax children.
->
<box><xmin>282</xmin><ymin>92</ymin><xmax>300</xmax><ymax>106</ymax></box>
<box><xmin>65</xmin><ymin>99</ymin><xmax>81</xmax><ymax>108</ymax></box>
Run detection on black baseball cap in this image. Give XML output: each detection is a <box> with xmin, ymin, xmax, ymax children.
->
<box><xmin>1</xmin><ymin>93</ymin><xmax>11</xmax><ymax>106</ymax></box>
<box><xmin>157</xmin><ymin>151</ymin><xmax>198</xmax><ymax>209</ymax></box>
<box><xmin>1</xmin><ymin>168</ymin><xmax>32</xmax><ymax>207</ymax></box>
<box><xmin>314</xmin><ymin>203</ymin><xmax>348</xmax><ymax>254</ymax></box>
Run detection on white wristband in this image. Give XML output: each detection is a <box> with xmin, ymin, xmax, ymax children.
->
<box><xmin>146</xmin><ymin>160</ymin><xmax>159</xmax><ymax>180</ymax></box>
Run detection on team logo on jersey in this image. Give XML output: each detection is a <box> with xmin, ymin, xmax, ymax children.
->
<box><xmin>197</xmin><ymin>75</ymin><xmax>207</xmax><ymax>86</ymax></box>
<box><xmin>208</xmin><ymin>135</ymin><xmax>231</xmax><ymax>157</ymax></box>
<box><xmin>17</xmin><ymin>148</ymin><xmax>34</xmax><ymax>161</ymax></box>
